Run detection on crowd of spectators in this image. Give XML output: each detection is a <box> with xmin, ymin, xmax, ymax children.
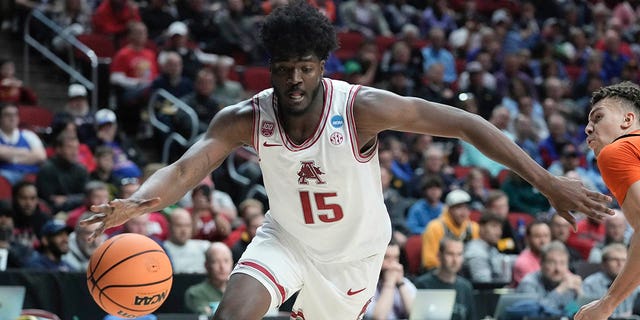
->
<box><xmin>2</xmin><ymin>0</ymin><xmax>640</xmax><ymax>318</ymax></box>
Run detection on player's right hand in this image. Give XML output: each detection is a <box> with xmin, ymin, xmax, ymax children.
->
<box><xmin>80</xmin><ymin>197</ymin><xmax>161</xmax><ymax>241</ymax></box>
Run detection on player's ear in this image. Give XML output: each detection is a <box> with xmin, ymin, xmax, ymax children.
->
<box><xmin>622</xmin><ymin>112</ymin><xmax>636</xmax><ymax>128</ymax></box>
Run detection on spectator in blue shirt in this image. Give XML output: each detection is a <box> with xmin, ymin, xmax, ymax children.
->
<box><xmin>25</xmin><ymin>219</ymin><xmax>74</xmax><ymax>271</ymax></box>
<box><xmin>406</xmin><ymin>175</ymin><xmax>444</xmax><ymax>235</ymax></box>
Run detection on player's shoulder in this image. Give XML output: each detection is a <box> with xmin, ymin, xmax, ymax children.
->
<box><xmin>599</xmin><ymin>137</ymin><xmax>640</xmax><ymax>163</ymax></box>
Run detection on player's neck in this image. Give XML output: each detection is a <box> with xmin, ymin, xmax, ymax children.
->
<box><xmin>278</xmin><ymin>83</ymin><xmax>325</xmax><ymax>145</ymax></box>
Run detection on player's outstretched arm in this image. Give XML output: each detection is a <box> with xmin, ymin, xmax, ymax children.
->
<box><xmin>576</xmin><ymin>183</ymin><xmax>640</xmax><ymax>320</ymax></box>
<box><xmin>353</xmin><ymin>87</ymin><xmax>613</xmax><ymax>227</ymax></box>
<box><xmin>81</xmin><ymin>102</ymin><xmax>254</xmax><ymax>239</ymax></box>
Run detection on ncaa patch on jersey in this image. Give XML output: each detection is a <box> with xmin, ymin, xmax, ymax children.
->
<box><xmin>331</xmin><ymin>115</ymin><xmax>344</xmax><ymax>128</ymax></box>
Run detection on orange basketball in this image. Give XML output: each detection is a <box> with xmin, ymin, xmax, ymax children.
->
<box><xmin>87</xmin><ymin>233</ymin><xmax>173</xmax><ymax>318</ymax></box>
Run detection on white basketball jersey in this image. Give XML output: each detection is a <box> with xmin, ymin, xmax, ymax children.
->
<box><xmin>250</xmin><ymin>78</ymin><xmax>392</xmax><ymax>263</ymax></box>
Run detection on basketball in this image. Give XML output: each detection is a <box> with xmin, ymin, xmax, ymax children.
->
<box><xmin>87</xmin><ymin>233</ymin><xmax>173</xmax><ymax>318</ymax></box>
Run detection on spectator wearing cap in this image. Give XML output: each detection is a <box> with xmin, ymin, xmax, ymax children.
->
<box><xmin>0</xmin><ymin>102</ymin><xmax>46</xmax><ymax>185</ymax></box>
<box><xmin>0</xmin><ymin>200</ymin><xmax>34</xmax><ymax>269</ymax></box>
<box><xmin>463</xmin><ymin>212</ymin><xmax>516</xmax><ymax>284</ymax></box>
<box><xmin>161</xmin><ymin>21</ymin><xmax>235</xmax><ymax>80</ymax></box>
<box><xmin>63</xmin><ymin>84</ymin><xmax>96</xmax><ymax>145</ymax></box>
<box><xmin>421</xmin><ymin>189</ymin><xmax>479</xmax><ymax>271</ymax></box>
<box><xmin>36</xmin><ymin>133</ymin><xmax>89</xmax><ymax>213</ymax></box>
<box><xmin>24</xmin><ymin>219</ymin><xmax>73</xmax><ymax>271</ymax></box>
<box><xmin>93</xmin><ymin>108</ymin><xmax>143</xmax><ymax>179</ymax></box>
<box><xmin>406</xmin><ymin>175</ymin><xmax>444</xmax><ymax>236</ymax></box>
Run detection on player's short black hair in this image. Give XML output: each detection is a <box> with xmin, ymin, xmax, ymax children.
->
<box><xmin>260</xmin><ymin>0</ymin><xmax>338</xmax><ymax>61</ymax></box>
<box><xmin>591</xmin><ymin>81</ymin><xmax>640</xmax><ymax>112</ymax></box>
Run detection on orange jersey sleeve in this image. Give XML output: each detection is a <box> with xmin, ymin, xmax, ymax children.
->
<box><xmin>597</xmin><ymin>135</ymin><xmax>640</xmax><ymax>204</ymax></box>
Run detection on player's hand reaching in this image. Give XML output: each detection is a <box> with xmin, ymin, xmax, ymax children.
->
<box><xmin>544</xmin><ymin>175</ymin><xmax>613</xmax><ymax>230</ymax></box>
<box><xmin>79</xmin><ymin>197</ymin><xmax>161</xmax><ymax>241</ymax></box>
<box><xmin>574</xmin><ymin>299</ymin><xmax>613</xmax><ymax>320</ymax></box>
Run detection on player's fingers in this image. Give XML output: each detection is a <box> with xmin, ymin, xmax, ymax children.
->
<box><xmin>586</xmin><ymin>189</ymin><xmax>612</xmax><ymax>202</ymax></box>
<box><xmin>90</xmin><ymin>203</ymin><xmax>111</xmax><ymax>213</ymax></box>
<box><xmin>88</xmin><ymin>222</ymin><xmax>105</xmax><ymax>242</ymax></box>
<box><xmin>79</xmin><ymin>213</ymin><xmax>106</xmax><ymax>226</ymax></box>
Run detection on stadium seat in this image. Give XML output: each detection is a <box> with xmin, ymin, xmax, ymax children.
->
<box><xmin>241</xmin><ymin>66</ymin><xmax>271</xmax><ymax>93</ymax></box>
<box><xmin>375</xmin><ymin>35</ymin><xmax>396</xmax><ymax>55</ymax></box>
<box><xmin>404</xmin><ymin>235</ymin><xmax>423</xmax><ymax>276</ymax></box>
<box><xmin>17</xmin><ymin>105</ymin><xmax>53</xmax><ymax>134</ymax></box>
<box><xmin>76</xmin><ymin>33</ymin><xmax>116</xmax><ymax>63</ymax></box>
<box><xmin>0</xmin><ymin>176</ymin><xmax>11</xmax><ymax>200</ymax></box>
<box><xmin>507</xmin><ymin>212</ymin><xmax>535</xmax><ymax>231</ymax></box>
<box><xmin>335</xmin><ymin>31</ymin><xmax>365</xmax><ymax>61</ymax></box>
<box><xmin>470</xmin><ymin>210</ymin><xmax>482</xmax><ymax>222</ymax></box>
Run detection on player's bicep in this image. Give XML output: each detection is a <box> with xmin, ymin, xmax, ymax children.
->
<box><xmin>355</xmin><ymin>87</ymin><xmax>477</xmax><ymax>138</ymax></box>
<box><xmin>175</xmin><ymin>103</ymin><xmax>253</xmax><ymax>174</ymax></box>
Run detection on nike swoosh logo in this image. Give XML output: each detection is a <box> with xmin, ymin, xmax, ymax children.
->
<box><xmin>347</xmin><ymin>287</ymin><xmax>366</xmax><ymax>296</ymax></box>
<box><xmin>263</xmin><ymin>142</ymin><xmax>282</xmax><ymax>147</ymax></box>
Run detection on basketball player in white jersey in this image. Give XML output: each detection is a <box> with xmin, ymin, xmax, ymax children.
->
<box><xmin>82</xmin><ymin>2</ymin><xmax>614</xmax><ymax>319</ymax></box>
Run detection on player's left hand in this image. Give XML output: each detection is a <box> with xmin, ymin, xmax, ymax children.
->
<box><xmin>574</xmin><ymin>299</ymin><xmax>613</xmax><ymax>320</ymax></box>
<box><xmin>544</xmin><ymin>176</ymin><xmax>613</xmax><ymax>230</ymax></box>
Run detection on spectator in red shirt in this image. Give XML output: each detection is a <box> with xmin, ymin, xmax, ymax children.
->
<box><xmin>110</xmin><ymin>22</ymin><xmax>158</xmax><ymax>135</ymax></box>
<box><xmin>567</xmin><ymin>217</ymin><xmax>605</xmax><ymax>260</ymax></box>
<box><xmin>92</xmin><ymin>0</ymin><xmax>140</xmax><ymax>38</ymax></box>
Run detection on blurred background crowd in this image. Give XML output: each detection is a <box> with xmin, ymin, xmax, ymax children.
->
<box><xmin>1</xmin><ymin>0</ymin><xmax>640</xmax><ymax>319</ymax></box>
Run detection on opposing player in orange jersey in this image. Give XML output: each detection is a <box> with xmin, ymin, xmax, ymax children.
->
<box><xmin>576</xmin><ymin>81</ymin><xmax>640</xmax><ymax>320</ymax></box>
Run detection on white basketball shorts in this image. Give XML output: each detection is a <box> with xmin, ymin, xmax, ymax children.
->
<box><xmin>232</xmin><ymin>213</ymin><xmax>384</xmax><ymax>320</ymax></box>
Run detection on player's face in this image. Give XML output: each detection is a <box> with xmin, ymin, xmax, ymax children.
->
<box><xmin>585</xmin><ymin>99</ymin><xmax>629</xmax><ymax>156</ymax></box>
<box><xmin>270</xmin><ymin>54</ymin><xmax>325</xmax><ymax>116</ymax></box>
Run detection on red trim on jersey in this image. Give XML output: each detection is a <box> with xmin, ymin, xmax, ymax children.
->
<box><xmin>273</xmin><ymin>78</ymin><xmax>332</xmax><ymax>152</ymax></box>
<box><xmin>238</xmin><ymin>261</ymin><xmax>286</xmax><ymax>305</ymax></box>
<box><xmin>251</xmin><ymin>96</ymin><xmax>260</xmax><ymax>153</ymax></box>
<box><xmin>346</xmin><ymin>85</ymin><xmax>377</xmax><ymax>163</ymax></box>
<box><xmin>357</xmin><ymin>298</ymin><xmax>373</xmax><ymax>320</ymax></box>
<box><xmin>290</xmin><ymin>310</ymin><xmax>306</xmax><ymax>319</ymax></box>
